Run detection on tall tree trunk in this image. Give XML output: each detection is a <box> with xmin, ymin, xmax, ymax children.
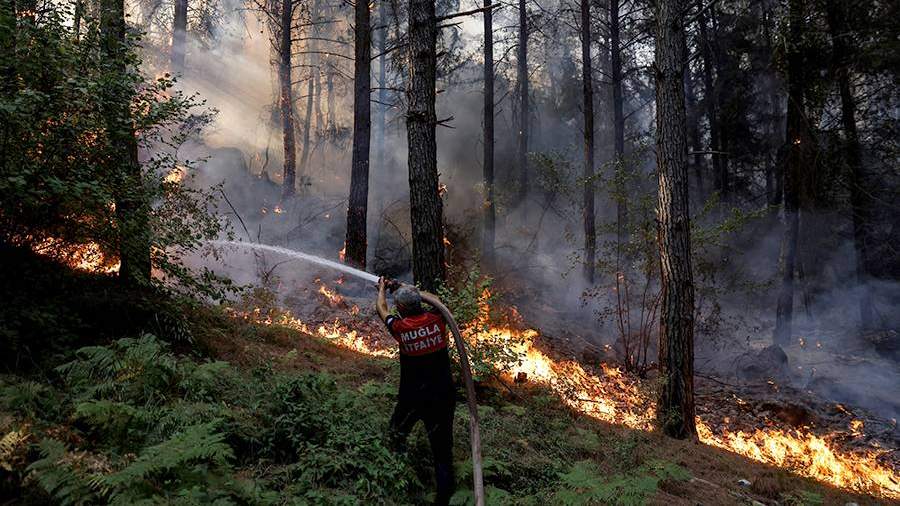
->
<box><xmin>297</xmin><ymin>0</ymin><xmax>319</xmax><ymax>190</ymax></box>
<box><xmin>171</xmin><ymin>0</ymin><xmax>188</xmax><ymax>72</ymax></box>
<box><xmin>407</xmin><ymin>0</ymin><xmax>444</xmax><ymax>291</ymax></box>
<box><xmin>825</xmin><ymin>0</ymin><xmax>873</xmax><ymax>329</ymax></box>
<box><xmin>482</xmin><ymin>0</ymin><xmax>495</xmax><ymax>264</ymax></box>
<box><xmin>581</xmin><ymin>0</ymin><xmax>595</xmax><ymax>283</ymax></box>
<box><xmin>298</xmin><ymin>59</ymin><xmax>314</xmax><ymax>187</ymax></box>
<box><xmin>326</xmin><ymin>65</ymin><xmax>335</xmax><ymax>129</ymax></box>
<box><xmin>516</xmin><ymin>0</ymin><xmax>528</xmax><ymax>204</ymax></box>
<box><xmin>102</xmin><ymin>0</ymin><xmax>150</xmax><ymax>284</ymax></box>
<box><xmin>696</xmin><ymin>8</ymin><xmax>722</xmax><ymax>198</ymax></box>
<box><xmin>278</xmin><ymin>0</ymin><xmax>296</xmax><ymax>199</ymax></box>
<box><xmin>609</xmin><ymin>0</ymin><xmax>627</xmax><ymax>248</ymax></box>
<box><xmin>773</xmin><ymin>0</ymin><xmax>811</xmax><ymax>346</ymax></box>
<box><xmin>654</xmin><ymin>0</ymin><xmax>696</xmax><ymax>439</ymax></box>
<box><xmin>345</xmin><ymin>0</ymin><xmax>371</xmax><ymax>269</ymax></box>
<box><xmin>375</xmin><ymin>0</ymin><xmax>388</xmax><ymax>177</ymax></box>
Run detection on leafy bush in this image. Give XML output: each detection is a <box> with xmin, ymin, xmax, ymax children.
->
<box><xmin>0</xmin><ymin>6</ymin><xmax>231</xmax><ymax>299</ymax></box>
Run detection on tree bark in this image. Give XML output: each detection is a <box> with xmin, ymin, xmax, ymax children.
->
<box><xmin>297</xmin><ymin>0</ymin><xmax>319</xmax><ymax>191</ymax></box>
<box><xmin>101</xmin><ymin>0</ymin><xmax>150</xmax><ymax>284</ymax></box>
<box><xmin>375</xmin><ymin>0</ymin><xmax>388</xmax><ymax>178</ymax></box>
<box><xmin>825</xmin><ymin>0</ymin><xmax>873</xmax><ymax>329</ymax></box>
<box><xmin>278</xmin><ymin>0</ymin><xmax>297</xmax><ymax>199</ymax></box>
<box><xmin>482</xmin><ymin>0</ymin><xmax>495</xmax><ymax>264</ymax></box>
<box><xmin>654</xmin><ymin>0</ymin><xmax>696</xmax><ymax>439</ymax></box>
<box><xmin>407</xmin><ymin>0</ymin><xmax>444</xmax><ymax>291</ymax></box>
<box><xmin>581</xmin><ymin>0</ymin><xmax>595</xmax><ymax>283</ymax></box>
<box><xmin>773</xmin><ymin>0</ymin><xmax>811</xmax><ymax>346</ymax></box>
<box><xmin>171</xmin><ymin>0</ymin><xmax>188</xmax><ymax>72</ymax></box>
<box><xmin>345</xmin><ymin>0</ymin><xmax>372</xmax><ymax>269</ymax></box>
<box><xmin>609</xmin><ymin>0</ymin><xmax>627</xmax><ymax>248</ymax></box>
<box><xmin>516</xmin><ymin>0</ymin><xmax>528</xmax><ymax>204</ymax></box>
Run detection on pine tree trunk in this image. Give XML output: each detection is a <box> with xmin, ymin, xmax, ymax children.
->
<box><xmin>171</xmin><ymin>0</ymin><xmax>188</xmax><ymax>72</ymax></box>
<box><xmin>825</xmin><ymin>0</ymin><xmax>873</xmax><ymax>329</ymax></box>
<box><xmin>375</xmin><ymin>0</ymin><xmax>388</xmax><ymax>177</ymax></box>
<box><xmin>482</xmin><ymin>0</ymin><xmax>495</xmax><ymax>264</ymax></box>
<box><xmin>102</xmin><ymin>0</ymin><xmax>150</xmax><ymax>284</ymax></box>
<box><xmin>345</xmin><ymin>0</ymin><xmax>372</xmax><ymax>269</ymax></box>
<box><xmin>298</xmin><ymin>63</ymin><xmax>314</xmax><ymax>187</ymax></box>
<box><xmin>654</xmin><ymin>0</ymin><xmax>696</xmax><ymax>439</ymax></box>
<box><xmin>581</xmin><ymin>0</ymin><xmax>595</xmax><ymax>283</ymax></box>
<box><xmin>407</xmin><ymin>0</ymin><xmax>444</xmax><ymax>291</ymax></box>
<box><xmin>774</xmin><ymin>0</ymin><xmax>810</xmax><ymax>346</ymax></box>
<box><xmin>609</xmin><ymin>0</ymin><xmax>627</xmax><ymax>248</ymax></box>
<box><xmin>73</xmin><ymin>0</ymin><xmax>83</xmax><ymax>40</ymax></box>
<box><xmin>278</xmin><ymin>0</ymin><xmax>296</xmax><ymax>199</ymax></box>
<box><xmin>516</xmin><ymin>0</ymin><xmax>528</xmax><ymax>204</ymax></box>
<box><xmin>326</xmin><ymin>65</ymin><xmax>335</xmax><ymax>129</ymax></box>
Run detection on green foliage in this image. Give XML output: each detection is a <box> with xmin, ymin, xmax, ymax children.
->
<box><xmin>781</xmin><ymin>489</ymin><xmax>825</xmax><ymax>506</ymax></box>
<box><xmin>437</xmin><ymin>269</ymin><xmax>526</xmax><ymax>381</ymax></box>
<box><xmin>0</xmin><ymin>5</ymin><xmax>231</xmax><ymax>300</ymax></box>
<box><xmin>553</xmin><ymin>459</ymin><xmax>690</xmax><ymax>506</ymax></box>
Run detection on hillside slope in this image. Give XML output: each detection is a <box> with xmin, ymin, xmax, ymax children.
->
<box><xmin>0</xmin><ymin>252</ymin><xmax>879</xmax><ymax>505</ymax></box>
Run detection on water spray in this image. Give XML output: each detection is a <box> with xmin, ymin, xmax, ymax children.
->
<box><xmin>209</xmin><ymin>240</ymin><xmax>485</xmax><ymax>506</ymax></box>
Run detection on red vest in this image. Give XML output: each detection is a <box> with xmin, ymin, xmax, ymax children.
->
<box><xmin>386</xmin><ymin>311</ymin><xmax>448</xmax><ymax>356</ymax></box>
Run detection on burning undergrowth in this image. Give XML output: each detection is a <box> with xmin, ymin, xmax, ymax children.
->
<box><xmin>229</xmin><ymin>278</ymin><xmax>899</xmax><ymax>499</ymax></box>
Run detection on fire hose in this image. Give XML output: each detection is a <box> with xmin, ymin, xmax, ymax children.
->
<box><xmin>387</xmin><ymin>281</ymin><xmax>485</xmax><ymax>506</ymax></box>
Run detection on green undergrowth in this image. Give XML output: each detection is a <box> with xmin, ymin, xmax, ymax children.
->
<box><xmin>0</xmin><ymin>304</ymin><xmax>695</xmax><ymax>505</ymax></box>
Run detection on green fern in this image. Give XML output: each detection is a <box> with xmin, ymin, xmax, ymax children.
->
<box><xmin>553</xmin><ymin>459</ymin><xmax>691</xmax><ymax>506</ymax></box>
<box><xmin>26</xmin><ymin>438</ymin><xmax>101</xmax><ymax>506</ymax></box>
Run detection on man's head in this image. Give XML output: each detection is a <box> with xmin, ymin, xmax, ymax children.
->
<box><xmin>394</xmin><ymin>285</ymin><xmax>424</xmax><ymax>317</ymax></box>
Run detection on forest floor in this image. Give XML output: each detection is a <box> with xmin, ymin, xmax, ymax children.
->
<box><xmin>0</xmin><ymin>249</ymin><xmax>888</xmax><ymax>505</ymax></box>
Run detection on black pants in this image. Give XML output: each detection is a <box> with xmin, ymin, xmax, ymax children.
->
<box><xmin>389</xmin><ymin>393</ymin><xmax>456</xmax><ymax>506</ymax></box>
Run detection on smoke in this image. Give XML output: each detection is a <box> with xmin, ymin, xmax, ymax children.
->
<box><xmin>138</xmin><ymin>0</ymin><xmax>899</xmax><ymax>423</ymax></box>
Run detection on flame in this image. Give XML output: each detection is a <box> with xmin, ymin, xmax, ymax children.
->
<box><xmin>32</xmin><ymin>238</ymin><xmax>120</xmax><ymax>273</ymax></box>
<box><xmin>318</xmin><ymin>284</ymin><xmax>343</xmax><ymax>305</ymax></box>
<box><xmin>339</xmin><ymin>245</ymin><xmax>346</xmax><ymax>262</ymax></box>
<box><xmin>226</xmin><ymin>287</ymin><xmax>899</xmax><ymax>499</ymax></box>
<box><xmin>164</xmin><ymin>166</ymin><xmax>185</xmax><ymax>184</ymax></box>
<box><xmin>273</xmin><ymin>205</ymin><xmax>284</xmax><ymax>214</ymax></box>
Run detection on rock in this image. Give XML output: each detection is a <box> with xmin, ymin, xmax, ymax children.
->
<box><xmin>737</xmin><ymin>479</ymin><xmax>751</xmax><ymax>487</ymax></box>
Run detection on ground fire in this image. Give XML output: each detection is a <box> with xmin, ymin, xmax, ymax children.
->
<box><xmin>227</xmin><ymin>285</ymin><xmax>898</xmax><ymax>500</ymax></box>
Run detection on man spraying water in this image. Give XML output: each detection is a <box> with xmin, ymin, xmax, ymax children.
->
<box><xmin>376</xmin><ymin>278</ymin><xmax>456</xmax><ymax>505</ymax></box>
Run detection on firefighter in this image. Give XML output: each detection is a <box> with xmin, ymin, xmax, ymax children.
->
<box><xmin>376</xmin><ymin>277</ymin><xmax>456</xmax><ymax>505</ymax></box>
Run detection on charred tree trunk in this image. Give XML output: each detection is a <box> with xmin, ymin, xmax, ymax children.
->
<box><xmin>171</xmin><ymin>0</ymin><xmax>188</xmax><ymax>72</ymax></box>
<box><xmin>825</xmin><ymin>0</ymin><xmax>873</xmax><ymax>329</ymax></box>
<box><xmin>654</xmin><ymin>0</ymin><xmax>696</xmax><ymax>439</ymax></box>
<box><xmin>345</xmin><ymin>0</ymin><xmax>372</xmax><ymax>269</ymax></box>
<box><xmin>278</xmin><ymin>0</ymin><xmax>296</xmax><ymax>199</ymax></box>
<box><xmin>375</xmin><ymin>0</ymin><xmax>388</xmax><ymax>177</ymax></box>
<box><xmin>101</xmin><ymin>0</ymin><xmax>150</xmax><ymax>284</ymax></box>
<box><xmin>774</xmin><ymin>0</ymin><xmax>811</xmax><ymax>346</ymax></box>
<box><xmin>297</xmin><ymin>0</ymin><xmax>319</xmax><ymax>190</ymax></box>
<box><xmin>298</xmin><ymin>64</ymin><xmax>314</xmax><ymax>187</ymax></box>
<box><xmin>407</xmin><ymin>0</ymin><xmax>444</xmax><ymax>291</ymax></box>
<box><xmin>697</xmin><ymin>8</ymin><xmax>722</xmax><ymax>198</ymax></box>
<box><xmin>482</xmin><ymin>0</ymin><xmax>495</xmax><ymax>264</ymax></box>
<box><xmin>326</xmin><ymin>65</ymin><xmax>335</xmax><ymax>129</ymax></box>
<box><xmin>581</xmin><ymin>0</ymin><xmax>595</xmax><ymax>283</ymax></box>
<box><xmin>609</xmin><ymin>0</ymin><xmax>627</xmax><ymax>247</ymax></box>
<box><xmin>516</xmin><ymin>0</ymin><xmax>528</xmax><ymax>204</ymax></box>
